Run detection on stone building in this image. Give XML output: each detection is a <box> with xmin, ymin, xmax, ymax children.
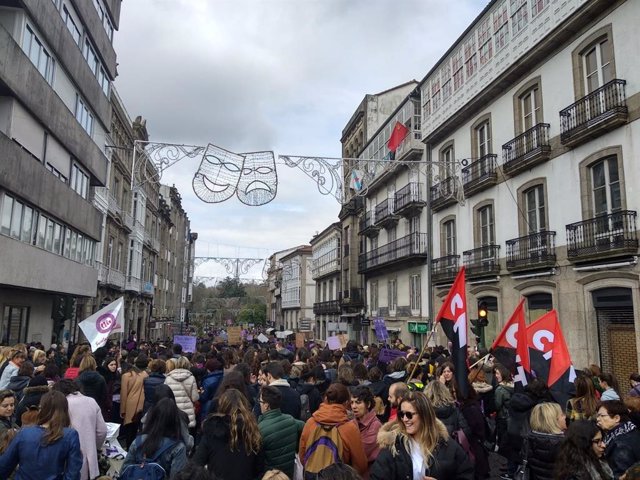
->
<box><xmin>280</xmin><ymin>245</ymin><xmax>314</xmax><ymax>333</ymax></box>
<box><xmin>310</xmin><ymin>222</ymin><xmax>341</xmax><ymax>340</ymax></box>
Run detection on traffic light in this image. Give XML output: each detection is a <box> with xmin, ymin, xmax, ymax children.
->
<box><xmin>470</xmin><ymin>319</ymin><xmax>482</xmax><ymax>344</ymax></box>
<box><xmin>478</xmin><ymin>301</ymin><xmax>489</xmax><ymax>327</ymax></box>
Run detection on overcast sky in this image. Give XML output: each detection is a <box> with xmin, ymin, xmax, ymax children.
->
<box><xmin>113</xmin><ymin>0</ymin><xmax>487</xmax><ymax>282</ymax></box>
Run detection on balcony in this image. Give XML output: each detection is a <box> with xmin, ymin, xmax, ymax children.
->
<box><xmin>394</xmin><ymin>130</ymin><xmax>423</xmax><ymax>162</ymax></box>
<box><xmin>431</xmin><ymin>255</ymin><xmax>460</xmax><ymax>284</ymax></box>
<box><xmin>502</xmin><ymin>123</ymin><xmax>551</xmax><ymax>176</ymax></box>
<box><xmin>339</xmin><ymin>195</ymin><xmax>364</xmax><ymax>219</ymax></box>
<box><xmin>358</xmin><ymin>232</ymin><xmax>428</xmax><ymax>274</ymax></box>
<box><xmin>463</xmin><ymin>245</ymin><xmax>501</xmax><ymax>278</ymax></box>
<box><xmin>106</xmin><ymin>193</ymin><xmax>121</xmax><ymax>217</ymax></box>
<box><xmin>374</xmin><ymin>198</ymin><xmax>399</xmax><ymax>229</ymax></box>
<box><xmin>566</xmin><ymin>210</ymin><xmax>638</xmax><ymax>262</ymax></box>
<box><xmin>339</xmin><ymin>288</ymin><xmax>365</xmax><ymax>307</ymax></box>
<box><xmin>143</xmin><ymin>231</ymin><xmax>160</xmax><ymax>252</ymax></box>
<box><xmin>312</xmin><ymin>251</ymin><xmax>340</xmax><ymax>280</ymax></box>
<box><xmin>141</xmin><ymin>281</ymin><xmax>155</xmax><ymax>297</ymax></box>
<box><xmin>313</xmin><ymin>300</ymin><xmax>341</xmax><ymax>315</ymax></box>
<box><xmin>125</xmin><ymin>275</ymin><xmax>142</xmax><ymax>292</ymax></box>
<box><xmin>506</xmin><ymin>231</ymin><xmax>556</xmax><ymax>272</ymax></box>
<box><xmin>123</xmin><ymin>212</ymin><xmax>134</xmax><ymax>231</ymax></box>
<box><xmin>560</xmin><ymin>79</ymin><xmax>628</xmax><ymax>148</ymax></box>
<box><xmin>98</xmin><ymin>264</ymin><xmax>125</xmax><ymax>290</ymax></box>
<box><xmin>461</xmin><ymin>154</ymin><xmax>498</xmax><ymax>196</ymax></box>
<box><xmin>395</xmin><ymin>182</ymin><xmax>426</xmax><ymax>217</ymax></box>
<box><xmin>359</xmin><ymin>210</ymin><xmax>380</xmax><ymax>237</ymax></box>
<box><xmin>431</xmin><ymin>176</ymin><xmax>460</xmax><ymax>212</ymax></box>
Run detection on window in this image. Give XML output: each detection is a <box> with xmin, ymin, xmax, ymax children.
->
<box><xmin>21</xmin><ymin>206</ymin><xmax>34</xmax><ymax>243</ymax></box>
<box><xmin>388</xmin><ymin>226</ymin><xmax>397</xmax><ymax>243</ymax></box>
<box><xmin>511</xmin><ymin>0</ymin><xmax>528</xmax><ymax>36</ymax></box>
<box><xmin>478</xmin><ymin>18</ymin><xmax>492</xmax><ymax>66</ymax></box>
<box><xmin>591</xmin><ymin>157</ymin><xmax>621</xmax><ymax>215</ymax></box>
<box><xmin>525</xmin><ymin>185</ymin><xmax>546</xmax><ymax>233</ymax></box>
<box><xmin>75</xmin><ymin>95</ymin><xmax>94</xmax><ymax>134</ymax></box>
<box><xmin>473</xmin><ymin>120</ymin><xmax>492</xmax><ymax>158</ymax></box>
<box><xmin>0</xmin><ymin>195</ymin><xmax>12</xmax><ymax>236</ymax></box>
<box><xmin>63</xmin><ymin>5</ymin><xmax>81</xmax><ymax>46</ymax></box>
<box><xmin>106</xmin><ymin>237</ymin><xmax>113</xmax><ymax>267</ymax></box>
<box><xmin>464</xmin><ymin>36</ymin><xmax>478</xmax><ymax>78</ymax></box>
<box><xmin>47</xmin><ymin>163</ymin><xmax>68</xmax><ymax>183</ymax></box>
<box><xmin>93</xmin><ymin>0</ymin><xmax>114</xmax><ymax>41</ymax></box>
<box><xmin>443</xmin><ymin>219</ymin><xmax>456</xmax><ymax>255</ymax></box>
<box><xmin>531</xmin><ymin>0</ymin><xmax>549</xmax><ymax>17</ymax></box>
<box><xmin>584</xmin><ymin>38</ymin><xmax>613</xmax><ymax>94</ymax></box>
<box><xmin>116</xmin><ymin>242</ymin><xmax>123</xmax><ymax>271</ymax></box>
<box><xmin>388</xmin><ymin>278</ymin><xmax>397</xmax><ymax>315</ymax></box>
<box><xmin>494</xmin><ymin>4</ymin><xmax>509</xmax><ymax>51</ymax></box>
<box><xmin>452</xmin><ymin>49</ymin><xmax>464</xmax><ymax>91</ymax></box>
<box><xmin>10</xmin><ymin>199</ymin><xmax>22</xmax><ymax>239</ymax></box>
<box><xmin>22</xmin><ymin>26</ymin><xmax>54</xmax><ymax>84</ymax></box>
<box><xmin>479</xmin><ymin>205</ymin><xmax>495</xmax><ymax>245</ymax></box>
<box><xmin>431</xmin><ymin>80</ymin><xmax>441</xmax><ymax>112</ymax></box>
<box><xmin>440</xmin><ymin>143</ymin><xmax>455</xmax><ymax>177</ymax></box>
<box><xmin>70</xmin><ymin>163</ymin><xmax>89</xmax><ymax>199</ymax></box>
<box><xmin>370</xmin><ymin>281</ymin><xmax>378</xmax><ymax>313</ymax></box>
<box><xmin>571</xmin><ymin>26</ymin><xmax>616</xmax><ymax>100</ymax></box>
<box><xmin>441</xmin><ymin>64</ymin><xmax>452</xmax><ymax>103</ymax></box>
<box><xmin>1</xmin><ymin>306</ymin><xmax>30</xmax><ymax>345</ymax></box>
<box><xmin>527</xmin><ymin>292</ymin><xmax>552</xmax><ymax>322</ymax></box>
<box><xmin>410</xmin><ymin>274</ymin><xmax>421</xmax><ymax>313</ymax></box>
<box><xmin>521</xmin><ymin>86</ymin><xmax>541</xmax><ymax>131</ymax></box>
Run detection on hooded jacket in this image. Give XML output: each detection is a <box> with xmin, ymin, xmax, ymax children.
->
<box><xmin>525</xmin><ymin>431</ymin><xmax>564</xmax><ymax>480</ymax></box>
<box><xmin>258</xmin><ymin>408</ymin><xmax>304</xmax><ymax>478</ymax></box>
<box><xmin>165</xmin><ymin>368</ymin><xmax>199</xmax><ymax>427</ymax></box>
<box><xmin>15</xmin><ymin>384</ymin><xmax>49</xmax><ymax>426</ymax></box>
<box><xmin>269</xmin><ymin>378</ymin><xmax>302</xmax><ymax>420</ymax></box>
<box><xmin>433</xmin><ymin>404</ymin><xmax>472</xmax><ymax>439</ymax></box>
<box><xmin>357</xmin><ymin>409</ymin><xmax>382</xmax><ymax>463</ymax></box>
<box><xmin>298</xmin><ymin>402</ymin><xmax>368</xmax><ymax>476</ymax></box>
<box><xmin>198</xmin><ymin>370</ymin><xmax>223</xmax><ymax>420</ymax></box>
<box><xmin>7</xmin><ymin>375</ymin><xmax>30</xmax><ymax>402</ymax></box>
<box><xmin>370</xmin><ymin>421</ymin><xmax>474</xmax><ymax>480</ymax></box>
<box><xmin>295</xmin><ymin>381</ymin><xmax>322</xmax><ymax>415</ymax></box>
<box><xmin>76</xmin><ymin>370</ymin><xmax>108</xmax><ymax>412</ymax></box>
<box><xmin>142</xmin><ymin>372</ymin><xmax>166</xmax><ymax>414</ymax></box>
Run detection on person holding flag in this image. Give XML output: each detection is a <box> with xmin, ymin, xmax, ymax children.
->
<box><xmin>78</xmin><ymin>297</ymin><xmax>125</xmax><ymax>352</ymax></box>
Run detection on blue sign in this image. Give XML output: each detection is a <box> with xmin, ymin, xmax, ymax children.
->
<box><xmin>173</xmin><ymin>335</ymin><xmax>197</xmax><ymax>353</ymax></box>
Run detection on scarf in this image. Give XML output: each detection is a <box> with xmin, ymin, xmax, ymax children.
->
<box><xmin>603</xmin><ymin>420</ymin><xmax>636</xmax><ymax>447</ymax></box>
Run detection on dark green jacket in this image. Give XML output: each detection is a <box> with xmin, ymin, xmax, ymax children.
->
<box><xmin>258</xmin><ymin>408</ymin><xmax>304</xmax><ymax>478</ymax></box>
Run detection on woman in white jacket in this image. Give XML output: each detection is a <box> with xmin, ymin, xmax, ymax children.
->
<box><xmin>165</xmin><ymin>356</ymin><xmax>199</xmax><ymax>428</ymax></box>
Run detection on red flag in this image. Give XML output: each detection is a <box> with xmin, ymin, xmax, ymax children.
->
<box><xmin>387</xmin><ymin>121</ymin><xmax>409</xmax><ymax>152</ymax></box>
<box><xmin>490</xmin><ymin>299</ymin><xmax>529</xmax><ymax>373</ymax></box>
<box><xmin>435</xmin><ymin>267</ymin><xmax>469</xmax><ymax>398</ymax></box>
<box><xmin>548</xmin><ymin>314</ymin><xmax>573</xmax><ymax>386</ymax></box>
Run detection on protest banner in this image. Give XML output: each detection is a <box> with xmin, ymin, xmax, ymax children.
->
<box><xmin>327</xmin><ymin>335</ymin><xmax>341</xmax><ymax>350</ymax></box>
<box><xmin>374</xmin><ymin>317</ymin><xmax>389</xmax><ymax>341</ymax></box>
<box><xmin>378</xmin><ymin>348</ymin><xmax>407</xmax><ymax>364</ymax></box>
<box><xmin>173</xmin><ymin>335</ymin><xmax>197</xmax><ymax>353</ymax></box>
<box><xmin>295</xmin><ymin>333</ymin><xmax>305</xmax><ymax>348</ymax></box>
<box><xmin>227</xmin><ymin>326</ymin><xmax>242</xmax><ymax>345</ymax></box>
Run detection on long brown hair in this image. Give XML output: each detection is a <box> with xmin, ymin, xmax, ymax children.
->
<box><xmin>216</xmin><ymin>388</ymin><xmax>261</xmax><ymax>454</ymax></box>
<box><xmin>398</xmin><ymin>391</ymin><xmax>441</xmax><ymax>463</ymax></box>
<box><xmin>37</xmin><ymin>390</ymin><xmax>70</xmax><ymax>445</ymax></box>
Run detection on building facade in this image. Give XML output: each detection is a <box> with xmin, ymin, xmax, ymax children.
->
<box><xmin>424</xmin><ymin>0</ymin><xmax>640</xmax><ymax>380</ymax></box>
<box><xmin>0</xmin><ymin>0</ymin><xmax>121</xmax><ymax>345</ymax></box>
<box><xmin>280</xmin><ymin>245</ymin><xmax>314</xmax><ymax>333</ymax></box>
<box><xmin>310</xmin><ymin>223</ymin><xmax>341</xmax><ymax>340</ymax></box>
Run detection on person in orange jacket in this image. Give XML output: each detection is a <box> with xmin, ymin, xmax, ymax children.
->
<box><xmin>299</xmin><ymin>382</ymin><xmax>368</xmax><ymax>477</ymax></box>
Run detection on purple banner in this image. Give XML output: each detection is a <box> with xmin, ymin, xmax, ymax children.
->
<box><xmin>374</xmin><ymin>317</ymin><xmax>388</xmax><ymax>341</ymax></box>
<box><xmin>378</xmin><ymin>348</ymin><xmax>407</xmax><ymax>364</ymax></box>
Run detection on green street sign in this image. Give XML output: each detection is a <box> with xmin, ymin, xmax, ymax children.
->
<box><xmin>408</xmin><ymin>322</ymin><xmax>429</xmax><ymax>334</ymax></box>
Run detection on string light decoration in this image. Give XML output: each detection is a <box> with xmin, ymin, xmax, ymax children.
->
<box><xmin>236</xmin><ymin>151</ymin><xmax>278</xmax><ymax>206</ymax></box>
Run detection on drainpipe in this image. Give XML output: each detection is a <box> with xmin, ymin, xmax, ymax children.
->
<box><xmin>424</xmin><ymin>143</ymin><xmax>434</xmax><ymax>328</ymax></box>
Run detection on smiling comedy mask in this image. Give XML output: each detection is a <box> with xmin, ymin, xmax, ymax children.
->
<box><xmin>236</xmin><ymin>151</ymin><xmax>278</xmax><ymax>206</ymax></box>
<box><xmin>192</xmin><ymin>144</ymin><xmax>245</xmax><ymax>203</ymax></box>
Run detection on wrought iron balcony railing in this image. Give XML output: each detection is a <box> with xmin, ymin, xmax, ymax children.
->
<box><xmin>339</xmin><ymin>288</ymin><xmax>365</xmax><ymax>306</ymax></box>
<box><xmin>463</xmin><ymin>245</ymin><xmax>501</xmax><ymax>277</ymax></box>
<box><xmin>358</xmin><ymin>232</ymin><xmax>428</xmax><ymax>273</ymax></box>
<box><xmin>566</xmin><ymin>210</ymin><xmax>638</xmax><ymax>261</ymax></box>
<box><xmin>431</xmin><ymin>176</ymin><xmax>460</xmax><ymax>211</ymax></box>
<box><xmin>395</xmin><ymin>182</ymin><xmax>425</xmax><ymax>216</ymax></box>
<box><xmin>560</xmin><ymin>79</ymin><xmax>627</xmax><ymax>147</ymax></box>
<box><xmin>461</xmin><ymin>154</ymin><xmax>498</xmax><ymax>195</ymax></box>
<box><xmin>431</xmin><ymin>255</ymin><xmax>460</xmax><ymax>284</ymax></box>
<box><xmin>502</xmin><ymin>123</ymin><xmax>551</xmax><ymax>175</ymax></box>
<box><xmin>313</xmin><ymin>300</ymin><xmax>341</xmax><ymax>315</ymax></box>
<box><xmin>506</xmin><ymin>231</ymin><xmax>556</xmax><ymax>271</ymax></box>
<box><xmin>374</xmin><ymin>197</ymin><xmax>399</xmax><ymax>227</ymax></box>
<box><xmin>359</xmin><ymin>210</ymin><xmax>380</xmax><ymax>236</ymax></box>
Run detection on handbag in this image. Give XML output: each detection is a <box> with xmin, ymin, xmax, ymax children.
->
<box><xmin>513</xmin><ymin>437</ymin><xmax>530</xmax><ymax>480</ymax></box>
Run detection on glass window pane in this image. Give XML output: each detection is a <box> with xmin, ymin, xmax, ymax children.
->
<box><xmin>64</xmin><ymin>228</ymin><xmax>71</xmax><ymax>257</ymax></box>
<box><xmin>77</xmin><ymin>234</ymin><xmax>83</xmax><ymax>261</ymax></box>
<box><xmin>21</xmin><ymin>206</ymin><xmax>33</xmax><ymax>243</ymax></box>
<box><xmin>610</xmin><ymin>183</ymin><xmax>622</xmax><ymax>211</ymax></box>
<box><xmin>37</xmin><ymin>215</ymin><xmax>46</xmax><ymax>248</ymax></box>
<box><xmin>593</xmin><ymin>187</ymin><xmax>607</xmax><ymax>215</ymax></box>
<box><xmin>70</xmin><ymin>232</ymin><xmax>77</xmax><ymax>259</ymax></box>
<box><xmin>10</xmin><ymin>201</ymin><xmax>22</xmax><ymax>239</ymax></box>
<box><xmin>45</xmin><ymin>218</ymin><xmax>54</xmax><ymax>251</ymax></box>
<box><xmin>1</xmin><ymin>196</ymin><xmax>13</xmax><ymax>235</ymax></box>
<box><xmin>592</xmin><ymin>162</ymin><xmax>605</xmax><ymax>188</ymax></box>
<box><xmin>53</xmin><ymin>223</ymin><xmax>62</xmax><ymax>254</ymax></box>
<box><xmin>607</xmin><ymin>158</ymin><xmax>619</xmax><ymax>182</ymax></box>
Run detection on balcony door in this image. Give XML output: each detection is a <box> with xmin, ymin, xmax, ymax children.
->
<box><xmin>591</xmin><ymin>157</ymin><xmax>623</xmax><ymax>243</ymax></box>
<box><xmin>479</xmin><ymin>205</ymin><xmax>495</xmax><ymax>266</ymax></box>
<box><xmin>410</xmin><ymin>216</ymin><xmax>421</xmax><ymax>251</ymax></box>
<box><xmin>583</xmin><ymin>38</ymin><xmax>614</xmax><ymax>118</ymax></box>
<box><xmin>525</xmin><ymin>185</ymin><xmax>548</xmax><ymax>259</ymax></box>
<box><xmin>520</xmin><ymin>86</ymin><xmax>541</xmax><ymax>150</ymax></box>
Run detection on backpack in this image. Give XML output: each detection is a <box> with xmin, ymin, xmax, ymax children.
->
<box><xmin>299</xmin><ymin>393</ymin><xmax>311</xmax><ymax>421</ymax></box>
<box><xmin>118</xmin><ymin>437</ymin><xmax>178</xmax><ymax>480</ymax></box>
<box><xmin>302</xmin><ymin>421</ymin><xmax>344</xmax><ymax>478</ymax></box>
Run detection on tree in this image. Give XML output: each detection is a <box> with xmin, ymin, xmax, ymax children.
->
<box><xmin>217</xmin><ymin>277</ymin><xmax>247</xmax><ymax>298</ymax></box>
<box><xmin>237</xmin><ymin>302</ymin><xmax>267</xmax><ymax>326</ymax></box>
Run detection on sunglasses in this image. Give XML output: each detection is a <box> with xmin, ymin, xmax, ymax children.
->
<box><xmin>398</xmin><ymin>411</ymin><xmax>417</xmax><ymax>420</ymax></box>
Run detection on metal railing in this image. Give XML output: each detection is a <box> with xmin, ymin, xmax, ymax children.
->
<box><xmin>431</xmin><ymin>176</ymin><xmax>459</xmax><ymax>203</ymax></box>
<box><xmin>359</xmin><ymin>210</ymin><xmax>377</xmax><ymax>233</ymax></box>
<box><xmin>503</xmin><ymin>123</ymin><xmax>551</xmax><ymax>166</ymax></box>
<box><xmin>313</xmin><ymin>300</ymin><xmax>341</xmax><ymax>315</ymax></box>
<box><xmin>107</xmin><ymin>193</ymin><xmax>121</xmax><ymax>216</ymax></box>
<box><xmin>560</xmin><ymin>79</ymin><xmax>627</xmax><ymax>143</ymax></box>
<box><xmin>506</xmin><ymin>231</ymin><xmax>556</xmax><ymax>270</ymax></box>
<box><xmin>358</xmin><ymin>232</ymin><xmax>428</xmax><ymax>272</ymax></box>
<box><xmin>431</xmin><ymin>255</ymin><xmax>460</xmax><ymax>283</ymax></box>
<box><xmin>339</xmin><ymin>288</ymin><xmax>365</xmax><ymax>306</ymax></box>
<box><xmin>566</xmin><ymin>210</ymin><xmax>638</xmax><ymax>259</ymax></box>
<box><xmin>98</xmin><ymin>265</ymin><xmax>124</xmax><ymax>289</ymax></box>
<box><xmin>395</xmin><ymin>182</ymin><xmax>424</xmax><ymax>211</ymax></box>
<box><xmin>461</xmin><ymin>154</ymin><xmax>498</xmax><ymax>186</ymax></box>
<box><xmin>374</xmin><ymin>197</ymin><xmax>396</xmax><ymax>224</ymax></box>
<box><xmin>463</xmin><ymin>245</ymin><xmax>501</xmax><ymax>277</ymax></box>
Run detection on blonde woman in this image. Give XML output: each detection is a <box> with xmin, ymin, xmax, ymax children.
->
<box><xmin>423</xmin><ymin>380</ymin><xmax>472</xmax><ymax>439</ymax></box>
<box><xmin>164</xmin><ymin>356</ymin><xmax>199</xmax><ymax>428</ymax></box>
<box><xmin>193</xmin><ymin>388</ymin><xmax>264</xmax><ymax>479</ymax></box>
<box><xmin>523</xmin><ymin>402</ymin><xmax>566</xmax><ymax>480</ymax></box>
<box><xmin>31</xmin><ymin>349</ymin><xmax>46</xmax><ymax>367</ymax></box>
<box><xmin>371</xmin><ymin>391</ymin><xmax>474</xmax><ymax>480</ymax></box>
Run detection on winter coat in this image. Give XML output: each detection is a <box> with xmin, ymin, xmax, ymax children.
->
<box><xmin>142</xmin><ymin>372</ymin><xmax>166</xmax><ymax>414</ymax></box>
<box><xmin>603</xmin><ymin>421</ymin><xmax>640</xmax><ymax>479</ymax></box>
<box><xmin>122</xmin><ymin>434</ymin><xmax>187</xmax><ymax>478</ymax></box>
<box><xmin>507</xmin><ymin>391</ymin><xmax>546</xmax><ymax>463</ymax></box>
<box><xmin>296</xmin><ymin>381</ymin><xmax>322</xmax><ymax>415</ymax></box>
<box><xmin>0</xmin><ymin>362</ymin><xmax>18</xmax><ymax>389</ymax></box>
<box><xmin>269</xmin><ymin>378</ymin><xmax>302</xmax><ymax>420</ymax></box>
<box><xmin>76</xmin><ymin>370</ymin><xmax>108</xmax><ymax>413</ymax></box>
<box><xmin>120</xmin><ymin>370</ymin><xmax>148</xmax><ymax>425</ymax></box>
<box><xmin>357</xmin><ymin>409</ymin><xmax>382</xmax><ymax>464</ymax></box>
<box><xmin>198</xmin><ymin>370</ymin><xmax>223</xmax><ymax>420</ymax></box>
<box><xmin>15</xmin><ymin>384</ymin><xmax>49</xmax><ymax>426</ymax></box>
<box><xmin>525</xmin><ymin>431</ymin><xmax>564</xmax><ymax>480</ymax></box>
<box><xmin>258</xmin><ymin>408</ymin><xmax>304</xmax><ymax>478</ymax></box>
<box><xmin>165</xmin><ymin>368</ymin><xmax>199</xmax><ymax>427</ymax></box>
<box><xmin>193</xmin><ymin>415</ymin><xmax>265</xmax><ymax>480</ymax></box>
<box><xmin>460</xmin><ymin>400</ymin><xmax>490</xmax><ymax>480</ymax></box>
<box><xmin>7</xmin><ymin>375</ymin><xmax>30</xmax><ymax>402</ymax></box>
<box><xmin>494</xmin><ymin>382</ymin><xmax>514</xmax><ymax>420</ymax></box>
<box><xmin>67</xmin><ymin>392</ymin><xmax>107</xmax><ymax>480</ymax></box>
<box><xmin>299</xmin><ymin>402</ymin><xmax>368</xmax><ymax>476</ymax></box>
<box><xmin>434</xmin><ymin>404</ymin><xmax>472</xmax><ymax>439</ymax></box>
<box><xmin>370</xmin><ymin>421</ymin><xmax>474</xmax><ymax>480</ymax></box>
<box><xmin>0</xmin><ymin>425</ymin><xmax>83</xmax><ymax>480</ymax></box>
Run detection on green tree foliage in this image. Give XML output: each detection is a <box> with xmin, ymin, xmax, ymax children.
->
<box><xmin>216</xmin><ymin>276</ymin><xmax>247</xmax><ymax>298</ymax></box>
<box><xmin>237</xmin><ymin>302</ymin><xmax>267</xmax><ymax>326</ymax></box>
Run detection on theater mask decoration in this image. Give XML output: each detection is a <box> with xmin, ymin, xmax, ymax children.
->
<box><xmin>192</xmin><ymin>144</ymin><xmax>246</xmax><ymax>203</ymax></box>
<box><xmin>236</xmin><ymin>151</ymin><xmax>278</xmax><ymax>206</ymax></box>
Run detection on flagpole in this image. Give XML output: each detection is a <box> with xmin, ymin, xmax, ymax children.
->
<box><xmin>407</xmin><ymin>323</ymin><xmax>439</xmax><ymax>383</ymax></box>
<box><xmin>469</xmin><ymin>352</ymin><xmax>491</xmax><ymax>371</ymax></box>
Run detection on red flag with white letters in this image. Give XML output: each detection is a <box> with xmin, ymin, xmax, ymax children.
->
<box><xmin>491</xmin><ymin>299</ymin><xmax>530</xmax><ymax>375</ymax></box>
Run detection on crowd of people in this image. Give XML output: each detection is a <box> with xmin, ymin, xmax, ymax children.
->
<box><xmin>0</xmin><ymin>335</ymin><xmax>639</xmax><ymax>480</ymax></box>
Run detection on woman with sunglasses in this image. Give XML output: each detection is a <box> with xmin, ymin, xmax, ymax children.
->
<box><xmin>554</xmin><ymin>420</ymin><xmax>613</xmax><ymax>480</ymax></box>
<box><xmin>371</xmin><ymin>391</ymin><xmax>474</xmax><ymax>480</ymax></box>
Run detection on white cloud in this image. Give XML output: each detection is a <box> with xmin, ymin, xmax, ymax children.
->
<box><xmin>113</xmin><ymin>0</ymin><xmax>487</xmax><ymax>280</ymax></box>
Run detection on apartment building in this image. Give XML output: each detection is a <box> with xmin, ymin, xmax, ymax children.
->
<box><xmin>280</xmin><ymin>245</ymin><xmax>314</xmax><ymax>333</ymax></box>
<box><xmin>267</xmin><ymin>246</ymin><xmax>298</xmax><ymax>329</ymax></box>
<box><xmin>310</xmin><ymin>223</ymin><xmax>341</xmax><ymax>340</ymax></box>
<box><xmin>424</xmin><ymin>0</ymin><xmax>640</xmax><ymax>380</ymax></box>
<box><xmin>0</xmin><ymin>0</ymin><xmax>121</xmax><ymax>345</ymax></box>
<box><xmin>340</xmin><ymin>82</ymin><xmax>418</xmax><ymax>344</ymax></box>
